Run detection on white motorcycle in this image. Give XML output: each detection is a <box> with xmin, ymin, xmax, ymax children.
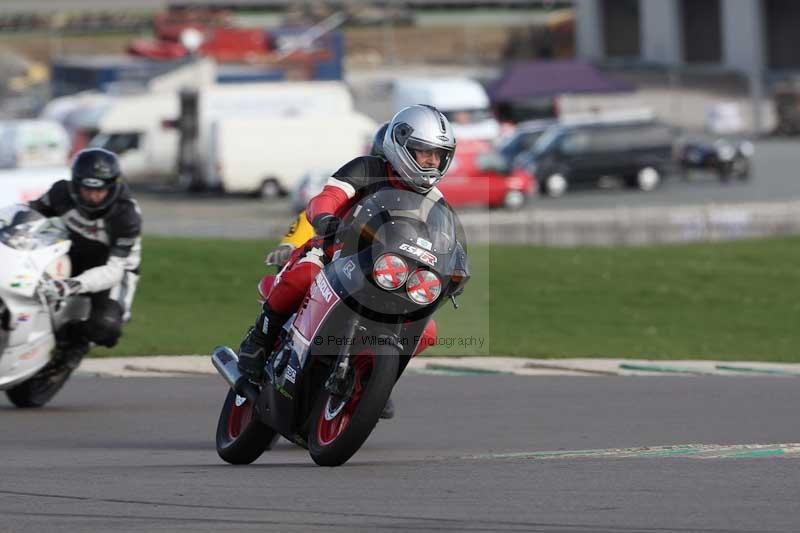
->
<box><xmin>0</xmin><ymin>204</ymin><xmax>88</xmax><ymax>408</ymax></box>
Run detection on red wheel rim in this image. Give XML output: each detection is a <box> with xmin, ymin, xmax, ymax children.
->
<box><xmin>316</xmin><ymin>351</ymin><xmax>375</xmax><ymax>446</ymax></box>
<box><xmin>227</xmin><ymin>396</ymin><xmax>254</xmax><ymax>440</ymax></box>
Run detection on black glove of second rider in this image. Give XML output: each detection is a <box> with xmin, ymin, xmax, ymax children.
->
<box><xmin>312</xmin><ymin>214</ymin><xmax>342</xmax><ymax>238</ymax></box>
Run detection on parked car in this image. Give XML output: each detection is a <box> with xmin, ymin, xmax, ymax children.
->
<box><xmin>527</xmin><ymin>119</ymin><xmax>676</xmax><ymax>197</ymax></box>
<box><xmin>495</xmin><ymin>119</ymin><xmax>555</xmax><ymax>169</ymax></box>
<box><xmin>676</xmin><ymin>138</ymin><xmax>753</xmax><ymax>182</ymax></box>
<box><xmin>438</xmin><ymin>140</ymin><xmax>535</xmax><ymax>209</ymax></box>
<box><xmin>290</xmin><ymin>140</ymin><xmax>535</xmax><ymax>211</ymax></box>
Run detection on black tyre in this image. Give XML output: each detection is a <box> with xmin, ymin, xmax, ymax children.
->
<box><xmin>718</xmin><ymin>164</ymin><xmax>733</xmax><ymax>183</ymax></box>
<box><xmin>258</xmin><ymin>179</ymin><xmax>283</xmax><ymax>199</ymax></box>
<box><xmin>216</xmin><ymin>388</ymin><xmax>279</xmax><ymax>464</ymax></box>
<box><xmin>6</xmin><ymin>370</ymin><xmax>71</xmax><ymax>408</ymax></box>
<box><xmin>502</xmin><ymin>190</ymin><xmax>526</xmax><ymax>210</ymax></box>
<box><xmin>732</xmin><ymin>157</ymin><xmax>751</xmax><ymax>180</ymax></box>
<box><xmin>309</xmin><ymin>344</ymin><xmax>399</xmax><ymax>467</ymax></box>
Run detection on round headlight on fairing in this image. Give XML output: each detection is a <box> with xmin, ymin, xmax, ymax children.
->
<box><xmin>406</xmin><ymin>269</ymin><xmax>442</xmax><ymax>305</ymax></box>
<box><xmin>373</xmin><ymin>254</ymin><xmax>409</xmax><ymax>290</ymax></box>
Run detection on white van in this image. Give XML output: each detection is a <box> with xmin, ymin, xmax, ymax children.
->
<box><xmin>88</xmin><ymin>81</ymin><xmax>356</xmax><ymax>184</ymax></box>
<box><xmin>0</xmin><ymin>120</ymin><xmax>70</xmax><ymax>170</ymax></box>
<box><xmin>209</xmin><ymin>113</ymin><xmax>377</xmax><ymax>196</ymax></box>
<box><xmin>393</xmin><ymin>77</ymin><xmax>500</xmax><ymax>141</ymax></box>
<box><xmin>88</xmin><ymin>92</ymin><xmax>179</xmax><ymax>182</ymax></box>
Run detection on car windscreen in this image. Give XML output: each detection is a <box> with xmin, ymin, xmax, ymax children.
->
<box><xmin>531</xmin><ymin>127</ymin><xmax>562</xmax><ymax>156</ymax></box>
<box><xmin>499</xmin><ymin>129</ymin><xmax>547</xmax><ymax>161</ymax></box>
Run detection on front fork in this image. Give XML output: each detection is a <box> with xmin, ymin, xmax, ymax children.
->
<box><xmin>323</xmin><ymin>317</ymin><xmax>403</xmax><ymax>398</ymax></box>
<box><xmin>324</xmin><ymin>317</ymin><xmax>362</xmax><ymax>397</ymax></box>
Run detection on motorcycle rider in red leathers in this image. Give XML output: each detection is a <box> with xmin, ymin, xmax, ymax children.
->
<box><xmin>237</xmin><ymin>105</ymin><xmax>457</xmax><ymax>398</ymax></box>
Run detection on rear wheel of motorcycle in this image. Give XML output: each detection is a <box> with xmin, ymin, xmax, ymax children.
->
<box><xmin>6</xmin><ymin>370</ymin><xmax>71</xmax><ymax>408</ymax></box>
<box><xmin>309</xmin><ymin>344</ymin><xmax>399</xmax><ymax>467</ymax></box>
<box><xmin>216</xmin><ymin>388</ymin><xmax>278</xmax><ymax>464</ymax></box>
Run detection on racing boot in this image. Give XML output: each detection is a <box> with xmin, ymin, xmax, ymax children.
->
<box><xmin>39</xmin><ymin>340</ymin><xmax>90</xmax><ymax>381</ymax></box>
<box><xmin>237</xmin><ymin>305</ymin><xmax>288</xmax><ymax>382</ymax></box>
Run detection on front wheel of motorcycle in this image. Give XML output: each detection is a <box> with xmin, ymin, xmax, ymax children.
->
<box><xmin>216</xmin><ymin>388</ymin><xmax>279</xmax><ymax>464</ymax></box>
<box><xmin>6</xmin><ymin>369</ymin><xmax>72</xmax><ymax>408</ymax></box>
<box><xmin>309</xmin><ymin>343</ymin><xmax>399</xmax><ymax>467</ymax></box>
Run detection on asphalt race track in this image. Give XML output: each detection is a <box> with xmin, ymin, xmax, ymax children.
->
<box><xmin>2</xmin><ymin>374</ymin><xmax>800</xmax><ymax>532</ymax></box>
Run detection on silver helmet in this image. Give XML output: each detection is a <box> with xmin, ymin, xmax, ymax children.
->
<box><xmin>382</xmin><ymin>105</ymin><xmax>456</xmax><ymax>193</ymax></box>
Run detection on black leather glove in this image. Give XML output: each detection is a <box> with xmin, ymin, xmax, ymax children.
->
<box><xmin>311</xmin><ymin>214</ymin><xmax>342</xmax><ymax>238</ymax></box>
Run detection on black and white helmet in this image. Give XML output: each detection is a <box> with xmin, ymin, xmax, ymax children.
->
<box><xmin>69</xmin><ymin>148</ymin><xmax>122</xmax><ymax>216</ymax></box>
<box><xmin>382</xmin><ymin>105</ymin><xmax>456</xmax><ymax>193</ymax></box>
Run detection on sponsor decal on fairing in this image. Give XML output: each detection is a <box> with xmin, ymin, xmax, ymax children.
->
<box><xmin>343</xmin><ymin>260</ymin><xmax>356</xmax><ymax>279</ymax></box>
<box><xmin>399</xmin><ymin>243</ymin><xmax>437</xmax><ymax>266</ymax></box>
<box><xmin>416</xmin><ymin>237</ymin><xmax>433</xmax><ymax>251</ymax></box>
<box><xmin>315</xmin><ymin>272</ymin><xmax>334</xmax><ymax>303</ymax></box>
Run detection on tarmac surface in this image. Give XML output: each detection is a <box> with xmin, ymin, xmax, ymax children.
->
<box><xmin>2</xmin><ymin>372</ymin><xmax>800</xmax><ymax>532</ymax></box>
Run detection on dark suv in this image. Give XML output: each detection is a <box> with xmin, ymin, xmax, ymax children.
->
<box><xmin>528</xmin><ymin>120</ymin><xmax>676</xmax><ymax>197</ymax></box>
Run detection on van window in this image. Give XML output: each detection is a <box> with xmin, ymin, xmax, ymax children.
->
<box><xmin>630</xmin><ymin>124</ymin><xmax>674</xmax><ymax>149</ymax></box>
<box><xmin>93</xmin><ymin>132</ymin><xmax>141</xmax><ymax>155</ymax></box>
<box><xmin>588</xmin><ymin>127</ymin><xmax>636</xmax><ymax>152</ymax></box>
<box><xmin>588</xmin><ymin>123</ymin><xmax>674</xmax><ymax>152</ymax></box>
<box><xmin>560</xmin><ymin>132</ymin><xmax>590</xmax><ymax>155</ymax></box>
<box><xmin>532</xmin><ymin>127</ymin><xmax>562</xmax><ymax>156</ymax></box>
<box><xmin>498</xmin><ymin>130</ymin><xmax>544</xmax><ymax>161</ymax></box>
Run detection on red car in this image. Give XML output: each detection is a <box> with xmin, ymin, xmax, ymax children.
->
<box><xmin>438</xmin><ymin>139</ymin><xmax>536</xmax><ymax>209</ymax></box>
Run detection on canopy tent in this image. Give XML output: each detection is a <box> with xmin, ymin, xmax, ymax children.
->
<box><xmin>489</xmin><ymin>60</ymin><xmax>635</xmax><ymax>122</ymax></box>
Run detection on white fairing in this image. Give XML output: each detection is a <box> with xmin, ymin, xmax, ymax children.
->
<box><xmin>0</xmin><ymin>206</ymin><xmax>86</xmax><ymax>389</ymax></box>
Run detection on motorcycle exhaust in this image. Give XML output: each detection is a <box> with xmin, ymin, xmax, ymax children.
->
<box><xmin>211</xmin><ymin>346</ymin><xmax>260</xmax><ymax>406</ymax></box>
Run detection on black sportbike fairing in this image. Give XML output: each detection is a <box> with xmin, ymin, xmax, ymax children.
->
<box><xmin>250</xmin><ymin>188</ymin><xmax>469</xmax><ymax>446</ymax></box>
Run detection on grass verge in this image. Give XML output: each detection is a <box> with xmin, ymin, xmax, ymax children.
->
<box><xmin>93</xmin><ymin>235</ymin><xmax>800</xmax><ymax>362</ymax></box>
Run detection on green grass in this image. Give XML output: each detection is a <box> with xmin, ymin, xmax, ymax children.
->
<box><xmin>93</xmin><ymin>236</ymin><xmax>800</xmax><ymax>362</ymax></box>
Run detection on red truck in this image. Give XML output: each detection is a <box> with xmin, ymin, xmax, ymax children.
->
<box><xmin>128</xmin><ymin>9</ymin><xmax>274</xmax><ymax>62</ymax></box>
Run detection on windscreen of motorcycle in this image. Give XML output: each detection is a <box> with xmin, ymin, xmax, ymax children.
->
<box><xmin>0</xmin><ymin>204</ymin><xmax>68</xmax><ymax>251</ymax></box>
<box><xmin>339</xmin><ymin>187</ymin><xmax>461</xmax><ymax>256</ymax></box>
